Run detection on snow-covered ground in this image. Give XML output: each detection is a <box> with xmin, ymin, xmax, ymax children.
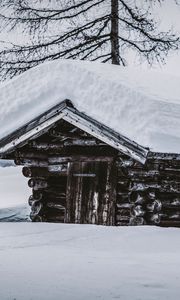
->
<box><xmin>0</xmin><ymin>59</ymin><xmax>180</xmax><ymax>153</ymax></box>
<box><xmin>0</xmin><ymin>223</ymin><xmax>180</xmax><ymax>300</ymax></box>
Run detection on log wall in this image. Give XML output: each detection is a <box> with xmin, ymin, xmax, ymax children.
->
<box><xmin>115</xmin><ymin>152</ymin><xmax>180</xmax><ymax>227</ymax></box>
<box><xmin>14</xmin><ymin>119</ymin><xmax>180</xmax><ymax>227</ymax></box>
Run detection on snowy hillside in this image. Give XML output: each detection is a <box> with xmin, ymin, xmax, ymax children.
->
<box><xmin>0</xmin><ymin>223</ymin><xmax>180</xmax><ymax>300</ymax></box>
<box><xmin>0</xmin><ymin>59</ymin><xmax>180</xmax><ymax>152</ymax></box>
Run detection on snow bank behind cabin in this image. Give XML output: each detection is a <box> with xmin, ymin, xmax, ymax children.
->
<box><xmin>0</xmin><ymin>59</ymin><xmax>180</xmax><ymax>152</ymax></box>
<box><xmin>0</xmin><ymin>166</ymin><xmax>29</xmax><ymax>208</ymax></box>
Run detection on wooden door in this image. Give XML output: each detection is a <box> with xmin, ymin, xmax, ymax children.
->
<box><xmin>65</xmin><ymin>160</ymin><xmax>116</xmax><ymax>225</ymax></box>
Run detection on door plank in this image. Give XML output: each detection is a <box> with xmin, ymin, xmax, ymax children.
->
<box><xmin>65</xmin><ymin>160</ymin><xmax>117</xmax><ymax>225</ymax></box>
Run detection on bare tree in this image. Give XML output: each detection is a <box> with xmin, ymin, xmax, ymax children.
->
<box><xmin>0</xmin><ymin>0</ymin><xmax>179</xmax><ymax>79</ymax></box>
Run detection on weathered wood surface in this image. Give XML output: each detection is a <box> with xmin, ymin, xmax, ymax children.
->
<box><xmin>65</xmin><ymin>160</ymin><xmax>116</xmax><ymax>225</ymax></box>
<box><xmin>30</xmin><ymin>139</ymin><xmax>106</xmax><ymax>149</ymax></box>
<box><xmin>16</xmin><ymin>118</ymin><xmax>180</xmax><ymax>227</ymax></box>
<box><xmin>22</xmin><ymin>166</ymin><xmax>67</xmax><ymax>178</ymax></box>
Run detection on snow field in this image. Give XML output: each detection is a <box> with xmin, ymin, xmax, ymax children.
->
<box><xmin>0</xmin><ymin>224</ymin><xmax>180</xmax><ymax>300</ymax></box>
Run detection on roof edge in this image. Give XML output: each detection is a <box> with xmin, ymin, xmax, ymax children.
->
<box><xmin>0</xmin><ymin>99</ymin><xmax>148</xmax><ymax>164</ymax></box>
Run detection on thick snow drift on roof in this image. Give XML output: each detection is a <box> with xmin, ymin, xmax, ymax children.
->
<box><xmin>0</xmin><ymin>59</ymin><xmax>180</xmax><ymax>152</ymax></box>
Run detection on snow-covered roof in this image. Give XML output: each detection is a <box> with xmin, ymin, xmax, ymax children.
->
<box><xmin>0</xmin><ymin>59</ymin><xmax>180</xmax><ymax>153</ymax></box>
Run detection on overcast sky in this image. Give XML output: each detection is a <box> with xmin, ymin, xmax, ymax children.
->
<box><xmin>143</xmin><ymin>1</ymin><xmax>180</xmax><ymax>75</ymax></box>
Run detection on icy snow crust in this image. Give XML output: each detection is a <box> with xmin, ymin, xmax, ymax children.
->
<box><xmin>0</xmin><ymin>223</ymin><xmax>180</xmax><ymax>300</ymax></box>
<box><xmin>0</xmin><ymin>59</ymin><xmax>180</xmax><ymax>152</ymax></box>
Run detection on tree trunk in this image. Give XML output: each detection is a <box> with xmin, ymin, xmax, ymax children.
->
<box><xmin>111</xmin><ymin>0</ymin><xmax>120</xmax><ymax>65</ymax></box>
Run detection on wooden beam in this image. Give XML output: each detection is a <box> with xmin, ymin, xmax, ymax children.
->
<box><xmin>30</xmin><ymin>139</ymin><xmax>106</xmax><ymax>149</ymax></box>
<box><xmin>48</xmin><ymin>155</ymin><xmax>114</xmax><ymax>164</ymax></box>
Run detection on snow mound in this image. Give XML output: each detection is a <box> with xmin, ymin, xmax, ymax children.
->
<box><xmin>0</xmin><ymin>59</ymin><xmax>180</xmax><ymax>152</ymax></box>
<box><xmin>0</xmin><ymin>204</ymin><xmax>30</xmax><ymax>222</ymax></box>
<box><xmin>0</xmin><ymin>166</ymin><xmax>29</xmax><ymax>209</ymax></box>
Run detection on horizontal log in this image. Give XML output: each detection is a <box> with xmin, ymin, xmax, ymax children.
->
<box><xmin>41</xmin><ymin>196</ymin><xmax>66</xmax><ymax>206</ymax></box>
<box><xmin>31</xmin><ymin>188</ymin><xmax>66</xmax><ymax>200</ymax></box>
<box><xmin>159</xmin><ymin>220</ymin><xmax>180</xmax><ymax>227</ymax></box>
<box><xmin>46</xmin><ymin>202</ymin><xmax>65</xmax><ymax>210</ymax></box>
<box><xmin>116</xmin><ymin>203</ymin><xmax>131</xmax><ymax>209</ymax></box>
<box><xmin>47</xmin><ymin>176</ymin><xmax>67</xmax><ymax>186</ymax></box>
<box><xmin>48</xmin><ymin>127</ymin><xmax>79</xmax><ymax>138</ymax></box>
<box><xmin>23</xmin><ymin>167</ymin><xmax>48</xmax><ymax>178</ymax></box>
<box><xmin>28</xmin><ymin>178</ymin><xmax>48</xmax><ymax>189</ymax></box>
<box><xmin>15</xmin><ymin>158</ymin><xmax>48</xmax><ymax>167</ymax></box>
<box><xmin>147</xmin><ymin>213</ymin><xmax>161</xmax><ymax>224</ymax></box>
<box><xmin>16</xmin><ymin>158</ymin><xmax>68</xmax><ymax>173</ymax></box>
<box><xmin>38</xmin><ymin>195</ymin><xmax>66</xmax><ymax>207</ymax></box>
<box><xmin>148</xmin><ymin>152</ymin><xmax>180</xmax><ymax>161</ymax></box>
<box><xmin>146</xmin><ymin>200</ymin><xmax>162</xmax><ymax>213</ymax></box>
<box><xmin>130</xmin><ymin>205</ymin><xmax>145</xmax><ymax>217</ymax></box>
<box><xmin>161</xmin><ymin>182</ymin><xmax>180</xmax><ymax>193</ymax></box>
<box><xmin>15</xmin><ymin>150</ymin><xmax>48</xmax><ymax>160</ymax></box>
<box><xmin>117</xmin><ymin>178</ymin><xmax>130</xmax><ymax>187</ymax></box>
<box><xmin>48</xmin><ymin>164</ymin><xmax>67</xmax><ymax>173</ymax></box>
<box><xmin>22</xmin><ymin>166</ymin><xmax>67</xmax><ymax>178</ymax></box>
<box><xmin>116</xmin><ymin>193</ymin><xmax>129</xmax><ymax>203</ymax></box>
<box><xmin>117</xmin><ymin>168</ymin><xmax>128</xmax><ymax>177</ymax></box>
<box><xmin>46</xmin><ymin>215</ymin><xmax>65</xmax><ymax>223</ymax></box>
<box><xmin>116</xmin><ymin>159</ymin><xmax>135</xmax><ymax>168</ymax></box>
<box><xmin>144</xmin><ymin>162</ymin><xmax>160</xmax><ymax>171</ymax></box>
<box><xmin>33</xmin><ymin>191</ymin><xmax>43</xmax><ymax>201</ymax></box>
<box><xmin>147</xmin><ymin>212</ymin><xmax>180</xmax><ymax>225</ymax></box>
<box><xmin>129</xmin><ymin>217</ymin><xmax>146</xmax><ymax>225</ymax></box>
<box><xmin>29</xmin><ymin>141</ymin><xmax>63</xmax><ymax>151</ymax></box>
<box><xmin>160</xmin><ymin>199</ymin><xmax>180</xmax><ymax>208</ymax></box>
<box><xmin>130</xmin><ymin>182</ymin><xmax>180</xmax><ymax>193</ymax></box>
<box><xmin>45</xmin><ymin>207</ymin><xmax>65</xmax><ymax>216</ymax></box>
<box><xmin>147</xmin><ymin>162</ymin><xmax>180</xmax><ymax>172</ymax></box>
<box><xmin>116</xmin><ymin>215</ymin><xmax>130</xmax><ymax>222</ymax></box>
<box><xmin>31</xmin><ymin>201</ymin><xmax>43</xmax><ymax>215</ymax></box>
<box><xmin>116</xmin><ymin>221</ymin><xmax>129</xmax><ymax>226</ymax></box>
<box><xmin>48</xmin><ymin>155</ymin><xmax>113</xmax><ymax>164</ymax></box>
<box><xmin>160</xmin><ymin>212</ymin><xmax>180</xmax><ymax>220</ymax></box>
<box><xmin>116</xmin><ymin>208</ymin><xmax>130</xmax><ymax>217</ymax></box>
<box><xmin>148</xmin><ymin>191</ymin><xmax>156</xmax><ymax>200</ymax></box>
<box><xmin>44</xmin><ymin>189</ymin><xmax>66</xmax><ymax>199</ymax></box>
<box><xmin>30</xmin><ymin>139</ymin><xmax>106</xmax><ymax>149</ymax></box>
<box><xmin>30</xmin><ymin>214</ymin><xmax>43</xmax><ymax>222</ymax></box>
<box><xmin>28</xmin><ymin>195</ymin><xmax>34</xmax><ymax>206</ymax></box>
<box><xmin>117</xmin><ymin>156</ymin><xmax>142</xmax><ymax>167</ymax></box>
<box><xmin>159</xmin><ymin>170</ymin><xmax>180</xmax><ymax>181</ymax></box>
<box><xmin>128</xmin><ymin>172</ymin><xmax>180</xmax><ymax>183</ymax></box>
<box><xmin>157</xmin><ymin>192</ymin><xmax>180</xmax><ymax>201</ymax></box>
<box><xmin>128</xmin><ymin>170</ymin><xmax>159</xmax><ymax>179</ymax></box>
<box><xmin>129</xmin><ymin>192</ymin><xmax>146</xmax><ymax>205</ymax></box>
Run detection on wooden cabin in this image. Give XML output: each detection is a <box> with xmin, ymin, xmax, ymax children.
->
<box><xmin>1</xmin><ymin>99</ymin><xmax>180</xmax><ymax>227</ymax></box>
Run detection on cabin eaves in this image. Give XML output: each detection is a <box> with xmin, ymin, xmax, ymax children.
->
<box><xmin>0</xmin><ymin>99</ymin><xmax>148</xmax><ymax>163</ymax></box>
